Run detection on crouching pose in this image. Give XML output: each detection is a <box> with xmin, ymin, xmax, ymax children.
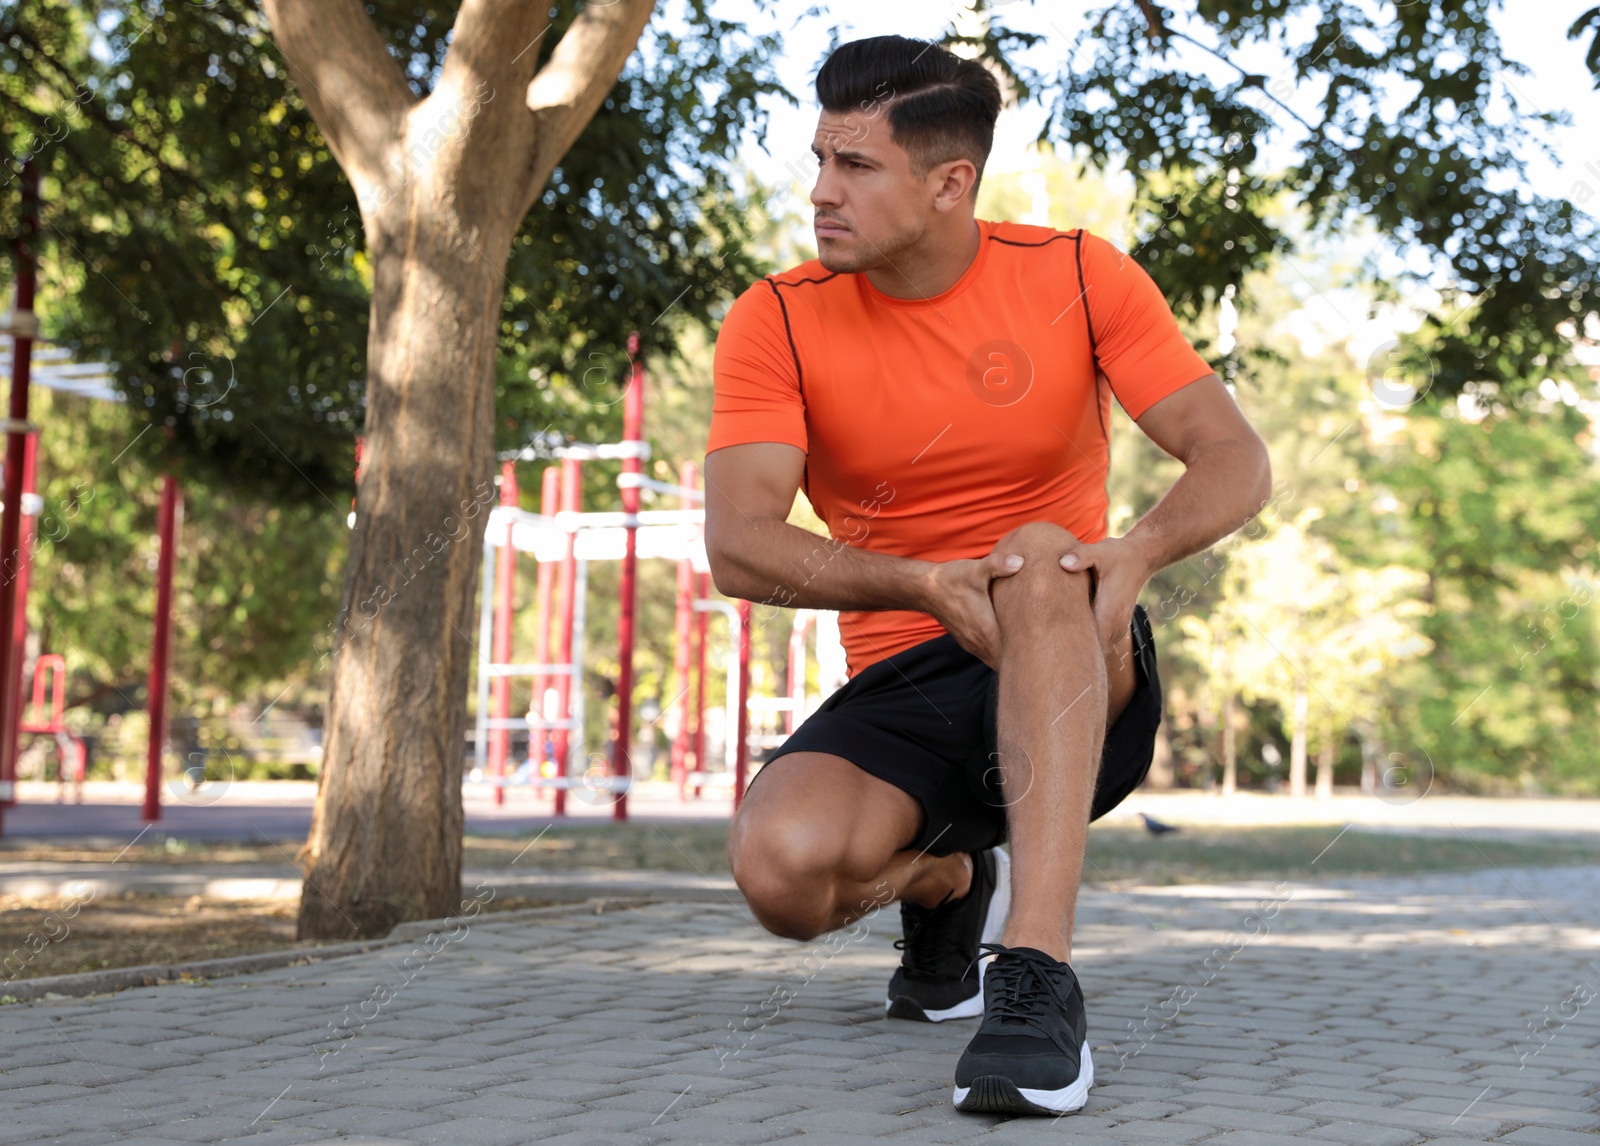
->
<box><xmin>703</xmin><ymin>34</ymin><xmax>1271</xmax><ymax>1116</ymax></box>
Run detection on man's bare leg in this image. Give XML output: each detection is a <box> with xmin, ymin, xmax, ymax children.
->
<box><xmin>988</xmin><ymin>521</ymin><xmax>1140</xmax><ymax>963</ymax></box>
<box><xmin>728</xmin><ymin>751</ymin><xmax>972</xmax><ymax>941</ymax></box>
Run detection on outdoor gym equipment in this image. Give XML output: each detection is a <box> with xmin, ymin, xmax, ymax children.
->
<box><xmin>19</xmin><ymin>652</ymin><xmax>86</xmax><ymax>802</ymax></box>
<box><xmin>472</xmin><ymin>332</ymin><xmax>843</xmax><ymax>819</ymax></box>
<box><xmin>0</xmin><ymin>163</ymin><xmax>182</xmax><ymax>834</ymax></box>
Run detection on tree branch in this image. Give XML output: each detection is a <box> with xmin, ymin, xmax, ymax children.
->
<box><xmin>259</xmin><ymin>0</ymin><xmax>413</xmax><ymax>196</ymax></box>
<box><xmin>1134</xmin><ymin>0</ymin><xmax>1170</xmax><ymax>42</ymax></box>
<box><xmin>443</xmin><ymin>0</ymin><xmax>555</xmax><ymax>91</ymax></box>
<box><xmin>1160</xmin><ymin>26</ymin><xmax>1329</xmax><ymax>145</ymax></box>
<box><xmin>524</xmin><ymin>0</ymin><xmax>658</xmax><ymax>195</ymax></box>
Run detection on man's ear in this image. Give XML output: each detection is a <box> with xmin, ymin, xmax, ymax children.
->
<box><xmin>931</xmin><ymin>158</ymin><xmax>979</xmax><ymax>212</ymax></box>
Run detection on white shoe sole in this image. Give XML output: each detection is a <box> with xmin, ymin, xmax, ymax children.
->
<box><xmin>884</xmin><ymin>847</ymin><xmax>1012</xmax><ymax>1023</ymax></box>
<box><xmin>952</xmin><ymin>1038</ymin><xmax>1094</xmax><ymax>1115</ymax></box>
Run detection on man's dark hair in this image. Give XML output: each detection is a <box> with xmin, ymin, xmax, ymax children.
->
<box><xmin>815</xmin><ymin>35</ymin><xmax>1003</xmax><ymax>196</ymax></box>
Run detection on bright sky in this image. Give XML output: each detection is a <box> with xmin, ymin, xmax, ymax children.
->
<box><xmin>714</xmin><ymin>0</ymin><xmax>1600</xmax><ymax>222</ymax></box>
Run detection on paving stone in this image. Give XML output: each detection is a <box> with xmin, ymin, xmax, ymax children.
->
<box><xmin>1500</xmin><ymin>1129</ymin><xmax>1600</xmax><ymax>1146</ymax></box>
<box><xmin>0</xmin><ymin>868</ymin><xmax>1596</xmax><ymax>1142</ymax></box>
<box><xmin>1301</xmin><ymin>1121</ymin><xmax>1424</xmax><ymax>1146</ymax></box>
<box><xmin>645</xmin><ymin>1116</ymin><xmax>803</xmax><ymax>1142</ymax></box>
<box><xmin>1494</xmin><ymin>1090</ymin><xmax>1598</xmax><ymax>1112</ymax></box>
<box><xmin>279</xmin><ymin>1104</ymin><xmax>449</xmax><ymax>1136</ymax></box>
<box><xmin>1168</xmin><ymin>1089</ymin><xmax>1308</xmax><ymax>1114</ymax></box>
<box><xmin>1169</xmin><ymin>1104</ymin><xmax>1318</xmax><ymax>1133</ymax></box>
<box><xmin>1095</xmin><ymin>1099</ymin><xmax>1187</xmax><ymax>1121</ymax></box>
<box><xmin>982</xmin><ymin>1122</ymin><xmax>1123</xmax><ymax>1145</ymax></box>
<box><xmin>1292</xmin><ymin>1100</ymin><xmax>1507</xmax><ymax>1139</ymax></box>
<box><xmin>0</xmin><ymin>1080</ymin><xmax>92</xmax><ymax>1102</ymax></box>
<box><xmin>1103</xmin><ymin>1119</ymin><xmax>1221</xmax><ymax>1143</ymax></box>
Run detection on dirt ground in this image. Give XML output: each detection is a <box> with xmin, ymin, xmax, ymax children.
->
<box><xmin>0</xmin><ymin>892</ymin><xmax>558</xmax><ymax>984</ymax></box>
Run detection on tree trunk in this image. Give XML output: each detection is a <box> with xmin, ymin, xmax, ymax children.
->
<box><xmin>1221</xmin><ymin>692</ymin><xmax>1237</xmax><ymax>797</ymax></box>
<box><xmin>1314</xmin><ymin>727</ymin><xmax>1335</xmax><ymax>799</ymax></box>
<box><xmin>261</xmin><ymin>0</ymin><xmax>660</xmax><ymax>938</ymax></box>
<box><xmin>298</xmin><ymin>183</ymin><xmax>508</xmax><ymax>939</ymax></box>
<box><xmin>1288</xmin><ymin>677</ymin><xmax>1308</xmax><ymax>798</ymax></box>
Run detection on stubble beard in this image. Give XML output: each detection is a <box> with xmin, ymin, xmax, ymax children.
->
<box><xmin>817</xmin><ymin>218</ymin><xmax>926</xmax><ymax>275</ymax></box>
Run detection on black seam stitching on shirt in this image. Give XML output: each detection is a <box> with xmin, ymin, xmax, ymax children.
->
<box><xmin>771</xmin><ymin>272</ymin><xmax>840</xmax><ymax>289</ymax></box>
<box><xmin>990</xmin><ymin>233</ymin><xmax>1077</xmax><ymax>248</ymax></box>
<box><xmin>763</xmin><ymin>278</ymin><xmax>805</xmax><ymax>400</ymax></box>
<box><xmin>1071</xmin><ymin>232</ymin><xmax>1100</xmax><ymax>367</ymax></box>
<box><xmin>1071</xmin><ymin>231</ymin><xmax>1112</xmax><ymax>448</ymax></box>
<box><xmin>763</xmin><ymin>278</ymin><xmax>811</xmax><ymax>494</ymax></box>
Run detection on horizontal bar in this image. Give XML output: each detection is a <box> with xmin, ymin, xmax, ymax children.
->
<box><xmin>483</xmin><ymin>663</ymin><xmax>575</xmax><ymax>677</ymax></box>
<box><xmin>557</xmin><ymin>440</ymin><xmax>651</xmax><ymax>461</ymax></box>
<box><xmin>471</xmin><ymin>776</ymin><xmax>633</xmax><ymax>792</ymax></box>
<box><xmin>617</xmin><ymin>473</ymin><xmax>704</xmax><ymax>500</ymax></box>
<box><xmin>480</xmin><ymin>717</ymin><xmax>577</xmax><ymax>731</ymax></box>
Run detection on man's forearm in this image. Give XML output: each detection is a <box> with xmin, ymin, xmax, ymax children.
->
<box><xmin>711</xmin><ymin>517</ymin><xmax>939</xmax><ymax>615</ymax></box>
<box><xmin>1123</xmin><ymin>436</ymin><xmax>1274</xmax><ymax>576</ymax></box>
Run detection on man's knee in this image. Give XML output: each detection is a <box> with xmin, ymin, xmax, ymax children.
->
<box><xmin>992</xmin><ymin>521</ymin><xmax>1094</xmax><ymax>618</ymax></box>
<box><xmin>728</xmin><ymin>809</ymin><xmax>841</xmax><ymax>942</ymax></box>
<box><xmin>999</xmin><ymin>519</ymin><xmax>1077</xmax><ymax>555</ymax></box>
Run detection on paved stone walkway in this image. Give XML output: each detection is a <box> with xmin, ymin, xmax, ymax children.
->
<box><xmin>3</xmin><ymin>863</ymin><xmax>1597</xmax><ymax>1144</ymax></box>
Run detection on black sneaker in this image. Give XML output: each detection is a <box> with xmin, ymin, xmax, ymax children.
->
<box><xmin>885</xmin><ymin>848</ymin><xmax>1010</xmax><ymax>1022</ymax></box>
<box><xmin>952</xmin><ymin>943</ymin><xmax>1093</xmax><ymax>1115</ymax></box>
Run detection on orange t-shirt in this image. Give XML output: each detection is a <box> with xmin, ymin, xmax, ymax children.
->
<box><xmin>708</xmin><ymin>220</ymin><xmax>1212</xmax><ymax>679</ymax></box>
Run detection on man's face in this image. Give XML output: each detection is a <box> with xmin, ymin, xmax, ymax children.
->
<box><xmin>809</xmin><ymin>109</ymin><xmax>933</xmax><ymax>274</ymax></box>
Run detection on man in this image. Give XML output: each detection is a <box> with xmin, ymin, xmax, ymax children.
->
<box><xmin>703</xmin><ymin>35</ymin><xmax>1271</xmax><ymax>1116</ymax></box>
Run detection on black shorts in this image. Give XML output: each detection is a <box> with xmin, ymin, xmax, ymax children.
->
<box><xmin>753</xmin><ymin>604</ymin><xmax>1162</xmax><ymax>857</ymax></box>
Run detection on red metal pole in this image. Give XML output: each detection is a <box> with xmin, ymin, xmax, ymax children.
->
<box><xmin>733</xmin><ymin>598</ymin><xmax>753</xmax><ymax>810</ymax></box>
<box><xmin>787</xmin><ymin>612</ymin><xmax>812</xmax><ymax>736</ymax></box>
<box><xmin>611</xmin><ymin>332</ymin><xmax>644</xmax><ymax>822</ymax></box>
<box><xmin>551</xmin><ymin>458</ymin><xmax>581</xmax><ymax>817</ymax></box>
<box><xmin>0</xmin><ymin>162</ymin><xmax>38</xmax><ymax>826</ymax></box>
<box><xmin>143</xmin><ymin>474</ymin><xmax>183</xmax><ymax>822</ymax></box>
<box><xmin>690</xmin><ymin>569</ymin><xmax>709</xmax><ymax>801</ymax></box>
<box><xmin>532</xmin><ymin>464</ymin><xmax>559</xmax><ymax>792</ymax></box>
<box><xmin>489</xmin><ymin>460</ymin><xmax>518</xmax><ymax>806</ymax></box>
<box><xmin>670</xmin><ymin>460</ymin><xmax>696</xmax><ymax>797</ymax></box>
<box><xmin>4</xmin><ymin>431</ymin><xmax>38</xmax><ymax>787</ymax></box>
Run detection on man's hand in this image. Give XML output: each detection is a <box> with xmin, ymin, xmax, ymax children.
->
<box><xmin>1057</xmin><ymin>534</ymin><xmax>1157</xmax><ymax>653</ymax></box>
<box><xmin>924</xmin><ymin>545</ymin><xmax>1028</xmax><ymax>670</ymax></box>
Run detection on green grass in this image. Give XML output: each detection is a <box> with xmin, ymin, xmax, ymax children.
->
<box><xmin>7</xmin><ymin>823</ymin><xmax>1595</xmax><ymax>885</ymax></box>
<box><xmin>1080</xmin><ymin>824</ymin><xmax>1598</xmax><ymax>885</ymax></box>
<box><xmin>462</xmin><ymin>822</ymin><xmax>1599</xmax><ymax>885</ymax></box>
<box><xmin>462</xmin><ymin>823</ymin><xmax>733</xmax><ymax>875</ymax></box>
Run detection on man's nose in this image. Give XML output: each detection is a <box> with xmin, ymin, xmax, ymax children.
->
<box><xmin>810</xmin><ymin>159</ymin><xmax>840</xmax><ymax>209</ymax></box>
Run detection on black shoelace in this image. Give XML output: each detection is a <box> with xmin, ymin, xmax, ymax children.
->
<box><xmin>894</xmin><ymin>888</ymin><xmax>974</xmax><ymax>980</ymax></box>
<box><xmin>977</xmin><ymin>942</ymin><xmax>1079</xmax><ymax>1055</ymax></box>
